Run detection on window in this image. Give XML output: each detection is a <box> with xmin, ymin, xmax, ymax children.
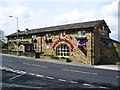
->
<box><xmin>102</xmin><ymin>26</ymin><xmax>105</xmax><ymax>30</ymax></box>
<box><xmin>56</xmin><ymin>44</ymin><xmax>69</xmax><ymax>57</ymax></box>
<box><xmin>108</xmin><ymin>43</ymin><xmax>113</xmax><ymax>47</ymax></box>
<box><xmin>34</xmin><ymin>44</ymin><xmax>37</xmax><ymax>50</ymax></box>
<box><xmin>21</xmin><ymin>36</ymin><xmax>24</xmax><ymax>39</ymax></box>
<box><xmin>14</xmin><ymin>37</ymin><xmax>16</xmax><ymax>40</ymax></box>
<box><xmin>60</xmin><ymin>32</ymin><xmax>67</xmax><ymax>38</ymax></box>
<box><xmin>78</xmin><ymin>31</ymin><xmax>86</xmax><ymax>36</ymax></box>
<box><xmin>32</xmin><ymin>35</ymin><xmax>37</xmax><ymax>39</ymax></box>
<box><xmin>46</xmin><ymin>34</ymin><xmax>51</xmax><ymax>38</ymax></box>
<box><xmin>19</xmin><ymin>36</ymin><xmax>24</xmax><ymax>39</ymax></box>
<box><xmin>45</xmin><ymin>33</ymin><xmax>52</xmax><ymax>43</ymax></box>
<box><xmin>60</xmin><ymin>33</ymin><xmax>63</xmax><ymax>37</ymax></box>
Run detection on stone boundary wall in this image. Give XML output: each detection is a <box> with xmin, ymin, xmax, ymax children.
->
<box><xmin>2</xmin><ymin>50</ymin><xmax>35</xmax><ymax>58</ymax></box>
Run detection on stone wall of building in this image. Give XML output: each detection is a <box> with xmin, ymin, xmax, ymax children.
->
<box><xmin>94</xmin><ymin>28</ymin><xmax>100</xmax><ymax>65</ymax></box>
<box><xmin>36</xmin><ymin>29</ymin><xmax>93</xmax><ymax>64</ymax></box>
<box><xmin>100</xmin><ymin>39</ymin><xmax>120</xmax><ymax>64</ymax></box>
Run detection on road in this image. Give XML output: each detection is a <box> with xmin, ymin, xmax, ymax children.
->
<box><xmin>1</xmin><ymin>54</ymin><xmax>120</xmax><ymax>88</ymax></box>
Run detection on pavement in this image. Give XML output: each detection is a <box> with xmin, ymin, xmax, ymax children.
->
<box><xmin>1</xmin><ymin>53</ymin><xmax>120</xmax><ymax>71</ymax></box>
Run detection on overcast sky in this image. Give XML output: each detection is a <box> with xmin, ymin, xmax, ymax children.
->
<box><xmin>0</xmin><ymin>0</ymin><xmax>119</xmax><ymax>41</ymax></box>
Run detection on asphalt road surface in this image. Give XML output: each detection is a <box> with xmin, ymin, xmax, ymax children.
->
<box><xmin>2</xmin><ymin>70</ymin><xmax>89</xmax><ymax>89</ymax></box>
<box><xmin>1</xmin><ymin>54</ymin><xmax>120</xmax><ymax>89</ymax></box>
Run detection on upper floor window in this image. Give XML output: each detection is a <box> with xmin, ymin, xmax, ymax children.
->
<box><xmin>60</xmin><ymin>32</ymin><xmax>67</xmax><ymax>38</ymax></box>
<box><xmin>34</xmin><ymin>44</ymin><xmax>37</xmax><ymax>50</ymax></box>
<box><xmin>21</xmin><ymin>36</ymin><xmax>24</xmax><ymax>39</ymax></box>
<box><xmin>19</xmin><ymin>36</ymin><xmax>24</xmax><ymax>39</ymax></box>
<box><xmin>78</xmin><ymin>31</ymin><xmax>86</xmax><ymax>36</ymax></box>
<box><xmin>100</xmin><ymin>26</ymin><xmax>105</xmax><ymax>31</ymax></box>
<box><xmin>14</xmin><ymin>37</ymin><xmax>16</xmax><ymax>40</ymax></box>
<box><xmin>32</xmin><ymin>35</ymin><xmax>37</xmax><ymax>39</ymax></box>
<box><xmin>45</xmin><ymin>34</ymin><xmax>51</xmax><ymax>38</ymax></box>
<box><xmin>45</xmin><ymin>34</ymin><xmax>52</xmax><ymax>43</ymax></box>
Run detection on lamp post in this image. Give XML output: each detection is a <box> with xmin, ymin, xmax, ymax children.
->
<box><xmin>9</xmin><ymin>16</ymin><xmax>19</xmax><ymax>56</ymax></box>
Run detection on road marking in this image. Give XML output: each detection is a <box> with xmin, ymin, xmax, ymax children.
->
<box><xmin>31</xmin><ymin>64</ymin><xmax>48</xmax><ymax>68</ymax></box>
<box><xmin>0</xmin><ymin>67</ymin><xmax>3</xmax><ymax>70</ymax></box>
<box><xmin>70</xmin><ymin>70</ymin><xmax>91</xmax><ymax>74</ymax></box>
<box><xmin>23</xmin><ymin>63</ymin><xmax>30</xmax><ymax>65</ymax></box>
<box><xmin>63</xmin><ymin>68</ymin><xmax>98</xmax><ymax>75</ymax></box>
<box><xmin>70</xmin><ymin>81</ymin><xmax>78</xmax><ymax>84</ymax></box>
<box><xmin>62</xmin><ymin>69</ymin><xmax>69</xmax><ymax>71</ymax></box>
<box><xmin>36</xmin><ymin>74</ymin><xmax>44</xmax><ymax>77</ymax></box>
<box><xmin>6</xmin><ymin>68</ymin><xmax>14</xmax><ymax>72</ymax></box>
<box><xmin>9</xmin><ymin>73</ymin><xmax>25</xmax><ymax>81</ymax></box>
<box><xmin>14</xmin><ymin>70</ymin><xmax>20</xmax><ymax>73</ymax></box>
<box><xmin>29</xmin><ymin>73</ymin><xmax>35</xmax><ymax>76</ymax></box>
<box><xmin>116</xmin><ymin>76</ymin><xmax>120</xmax><ymax>79</ymax></box>
<box><xmin>19</xmin><ymin>71</ymin><xmax>26</xmax><ymax>74</ymax></box>
<box><xmin>12</xmin><ymin>70</ymin><xmax>17</xmax><ymax>73</ymax></box>
<box><xmin>92</xmin><ymin>73</ymin><xmax>98</xmax><ymax>75</ymax></box>
<box><xmin>3</xmin><ymin>67</ymin><xmax>7</xmax><ymax>70</ymax></box>
<box><xmin>5</xmin><ymin>68</ymin><xmax>10</xmax><ymax>71</ymax></box>
<box><xmin>99</xmin><ymin>86</ymin><xmax>108</xmax><ymax>88</ymax></box>
<box><xmin>46</xmin><ymin>76</ymin><xmax>54</xmax><ymax>80</ymax></box>
<box><xmin>58</xmin><ymin>79</ymin><xmax>66</xmax><ymax>82</ymax></box>
<box><xmin>4</xmin><ymin>60</ymin><xmax>13</xmax><ymax>62</ymax></box>
<box><xmin>83</xmin><ymin>83</ymin><xmax>91</xmax><ymax>86</ymax></box>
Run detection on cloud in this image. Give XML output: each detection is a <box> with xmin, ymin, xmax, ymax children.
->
<box><xmin>54</xmin><ymin>1</ymin><xmax>119</xmax><ymax>41</ymax></box>
<box><xmin>12</xmin><ymin>7</ymin><xmax>32</xmax><ymax>19</ymax></box>
<box><xmin>100</xmin><ymin>1</ymin><xmax>118</xmax><ymax>17</ymax></box>
<box><xmin>0</xmin><ymin>6</ymin><xmax>34</xmax><ymax>36</ymax></box>
<box><xmin>0</xmin><ymin>6</ymin><xmax>32</xmax><ymax>26</ymax></box>
<box><xmin>54</xmin><ymin>9</ymin><xmax>95</xmax><ymax>24</ymax></box>
<box><xmin>0</xmin><ymin>1</ymin><xmax>119</xmax><ymax>41</ymax></box>
<box><xmin>99</xmin><ymin>1</ymin><xmax>118</xmax><ymax>40</ymax></box>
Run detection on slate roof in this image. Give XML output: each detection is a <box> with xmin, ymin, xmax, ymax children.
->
<box><xmin>6</xmin><ymin>20</ymin><xmax>110</xmax><ymax>37</ymax></box>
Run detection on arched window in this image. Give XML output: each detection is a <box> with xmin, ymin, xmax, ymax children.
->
<box><xmin>56</xmin><ymin>44</ymin><xmax>69</xmax><ymax>57</ymax></box>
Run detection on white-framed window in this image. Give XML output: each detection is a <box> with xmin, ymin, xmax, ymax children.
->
<box><xmin>78</xmin><ymin>31</ymin><xmax>86</xmax><ymax>36</ymax></box>
<box><xmin>56</xmin><ymin>44</ymin><xmax>69</xmax><ymax>57</ymax></box>
<box><xmin>14</xmin><ymin>37</ymin><xmax>16</xmax><ymax>40</ymax></box>
<box><xmin>19</xmin><ymin>36</ymin><xmax>24</xmax><ymax>39</ymax></box>
<box><xmin>45</xmin><ymin>34</ymin><xmax>51</xmax><ymax>38</ymax></box>
<box><xmin>34</xmin><ymin>44</ymin><xmax>37</xmax><ymax>50</ymax></box>
<box><xmin>102</xmin><ymin>26</ymin><xmax>105</xmax><ymax>30</ymax></box>
<box><xmin>32</xmin><ymin>35</ymin><xmax>37</xmax><ymax>39</ymax></box>
<box><xmin>21</xmin><ymin>36</ymin><xmax>24</xmax><ymax>39</ymax></box>
<box><xmin>60</xmin><ymin>32</ymin><xmax>66</xmax><ymax>38</ymax></box>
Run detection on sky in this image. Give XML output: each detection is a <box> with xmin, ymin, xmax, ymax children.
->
<box><xmin>0</xmin><ymin>0</ymin><xmax>119</xmax><ymax>41</ymax></box>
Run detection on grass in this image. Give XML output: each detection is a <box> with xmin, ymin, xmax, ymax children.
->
<box><xmin>40</xmin><ymin>53</ymin><xmax>70</xmax><ymax>60</ymax></box>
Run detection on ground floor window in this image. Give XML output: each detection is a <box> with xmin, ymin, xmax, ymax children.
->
<box><xmin>56</xmin><ymin>44</ymin><xmax>69</xmax><ymax>57</ymax></box>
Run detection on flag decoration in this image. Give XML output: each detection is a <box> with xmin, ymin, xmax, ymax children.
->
<box><xmin>78</xmin><ymin>40</ymin><xmax>86</xmax><ymax>47</ymax></box>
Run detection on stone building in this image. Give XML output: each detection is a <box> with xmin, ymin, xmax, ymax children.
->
<box><xmin>6</xmin><ymin>20</ymin><xmax>120</xmax><ymax>65</ymax></box>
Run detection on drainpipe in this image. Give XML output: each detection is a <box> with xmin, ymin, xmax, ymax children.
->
<box><xmin>40</xmin><ymin>35</ymin><xmax>43</xmax><ymax>53</ymax></box>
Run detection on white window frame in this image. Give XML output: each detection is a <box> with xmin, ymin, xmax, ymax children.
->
<box><xmin>32</xmin><ymin>35</ymin><xmax>37</xmax><ymax>39</ymax></box>
<box><xmin>34</xmin><ymin>44</ymin><xmax>37</xmax><ymax>50</ymax></box>
<box><xmin>56</xmin><ymin>44</ymin><xmax>69</xmax><ymax>57</ymax></box>
<box><xmin>78</xmin><ymin>31</ymin><xmax>86</xmax><ymax>36</ymax></box>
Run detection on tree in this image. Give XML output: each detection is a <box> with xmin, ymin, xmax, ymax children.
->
<box><xmin>0</xmin><ymin>30</ymin><xmax>6</xmax><ymax>43</ymax></box>
<box><xmin>0</xmin><ymin>30</ymin><xmax>7</xmax><ymax>49</ymax></box>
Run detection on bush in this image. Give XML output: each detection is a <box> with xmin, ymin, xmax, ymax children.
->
<box><xmin>40</xmin><ymin>53</ymin><xmax>71</xmax><ymax>61</ymax></box>
<box><xmin>40</xmin><ymin>53</ymin><xmax>53</xmax><ymax>56</ymax></box>
<box><xmin>51</xmin><ymin>55</ymin><xmax>60</xmax><ymax>59</ymax></box>
<box><xmin>61</xmin><ymin>57</ymin><xmax>69</xmax><ymax>59</ymax></box>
